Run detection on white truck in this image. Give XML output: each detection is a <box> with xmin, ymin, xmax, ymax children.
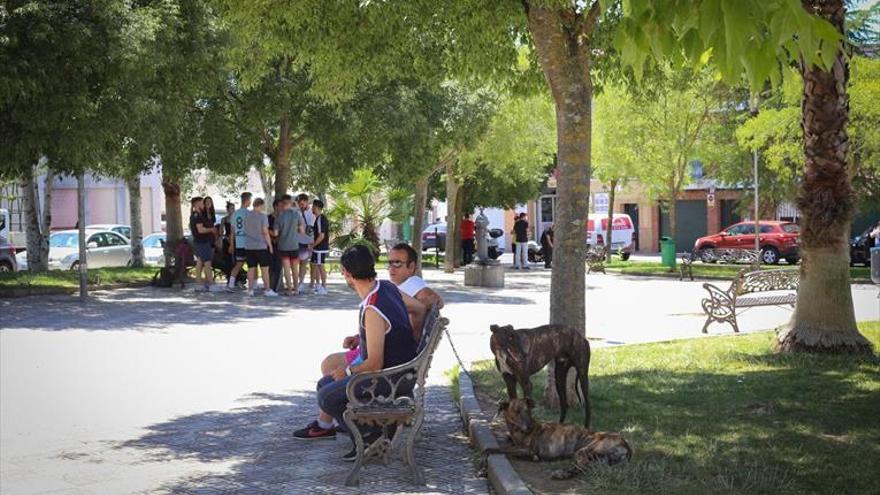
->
<box><xmin>0</xmin><ymin>208</ymin><xmax>28</xmax><ymax>251</ymax></box>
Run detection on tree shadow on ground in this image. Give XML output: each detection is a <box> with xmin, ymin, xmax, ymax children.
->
<box><xmin>0</xmin><ymin>283</ymin><xmax>363</xmax><ymax>332</ymax></box>
<box><xmin>472</xmin><ymin>357</ymin><xmax>880</xmax><ymax>494</ymax></box>
<box><xmin>115</xmin><ymin>386</ymin><xmax>486</xmax><ymax>494</ymax></box>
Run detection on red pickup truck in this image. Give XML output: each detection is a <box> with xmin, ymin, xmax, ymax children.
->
<box><xmin>694</xmin><ymin>221</ymin><xmax>800</xmax><ymax>265</ymax></box>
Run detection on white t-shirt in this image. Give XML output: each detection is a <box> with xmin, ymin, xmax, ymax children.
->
<box><xmin>398</xmin><ymin>275</ymin><xmax>427</xmax><ymax>298</ymax></box>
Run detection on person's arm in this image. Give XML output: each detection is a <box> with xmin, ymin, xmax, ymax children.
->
<box><xmin>348</xmin><ymin>308</ymin><xmax>387</xmax><ymax>375</ymax></box>
<box><xmin>400</xmin><ymin>291</ymin><xmax>427</xmax><ymax>341</ymax></box>
<box><xmin>313</xmin><ymin>224</ymin><xmax>326</xmax><ymax>248</ymax></box>
<box><xmin>195</xmin><ymin>220</ymin><xmax>213</xmax><ymax>235</ymax></box>
<box><xmin>414</xmin><ymin>287</ymin><xmax>444</xmax><ymax>310</ymax></box>
<box><xmin>261</xmin><ymin>223</ymin><xmax>273</xmax><ymax>254</ymax></box>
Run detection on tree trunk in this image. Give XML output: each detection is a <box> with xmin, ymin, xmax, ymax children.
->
<box><xmin>412</xmin><ymin>176</ymin><xmax>429</xmax><ymax>275</ymax></box>
<box><xmin>273</xmin><ymin>115</ymin><xmax>292</xmax><ymax>203</ymax></box>
<box><xmin>77</xmin><ymin>171</ymin><xmax>88</xmax><ymax>299</ymax></box>
<box><xmin>443</xmin><ymin>162</ymin><xmax>459</xmax><ymax>273</ymax></box>
<box><xmin>527</xmin><ymin>3</ymin><xmax>597</xmax><ymax>410</ymax></box>
<box><xmin>162</xmin><ymin>175</ymin><xmax>184</xmax><ymax>268</ymax></box>
<box><xmin>605</xmin><ymin>178</ymin><xmax>618</xmax><ymax>262</ymax></box>
<box><xmin>41</xmin><ymin>170</ymin><xmax>53</xmax><ymax>262</ymax></box>
<box><xmin>128</xmin><ymin>175</ymin><xmax>144</xmax><ymax>267</ymax></box>
<box><xmin>20</xmin><ymin>164</ymin><xmax>48</xmax><ymax>272</ymax></box>
<box><xmin>453</xmin><ymin>185</ymin><xmax>465</xmax><ymax>268</ymax></box>
<box><xmin>776</xmin><ymin>0</ymin><xmax>872</xmax><ymax>354</ymax></box>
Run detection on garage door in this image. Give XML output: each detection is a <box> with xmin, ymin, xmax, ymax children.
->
<box><xmin>659</xmin><ymin>200</ymin><xmax>708</xmax><ymax>252</ymax></box>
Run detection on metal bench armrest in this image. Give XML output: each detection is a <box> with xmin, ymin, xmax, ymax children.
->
<box><xmin>344</xmin><ymin>315</ymin><xmax>448</xmax><ymax>408</ymax></box>
<box><xmin>701</xmin><ymin>282</ymin><xmax>735</xmax><ymax>317</ymax></box>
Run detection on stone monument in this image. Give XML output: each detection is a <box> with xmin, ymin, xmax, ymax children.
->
<box><xmin>465</xmin><ymin>209</ymin><xmax>505</xmax><ymax>288</ymax></box>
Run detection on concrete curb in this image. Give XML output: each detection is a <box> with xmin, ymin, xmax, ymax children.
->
<box><xmin>458</xmin><ymin>370</ymin><xmax>533</xmax><ymax>495</ymax></box>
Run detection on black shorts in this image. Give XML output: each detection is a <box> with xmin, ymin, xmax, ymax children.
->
<box><xmin>311</xmin><ymin>250</ymin><xmax>328</xmax><ymax>265</ymax></box>
<box><xmin>246</xmin><ymin>249</ymin><xmax>272</xmax><ymax>268</ymax></box>
<box><xmin>234</xmin><ymin>248</ymin><xmax>247</xmax><ymax>262</ymax></box>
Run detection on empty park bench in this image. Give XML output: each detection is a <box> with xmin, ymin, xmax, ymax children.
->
<box><xmin>701</xmin><ymin>268</ymin><xmax>799</xmax><ymax>333</ymax></box>
<box><xmin>586</xmin><ymin>248</ymin><xmax>606</xmax><ymax>274</ymax></box>
<box><xmin>342</xmin><ymin>305</ymin><xmax>447</xmax><ymax>486</ymax></box>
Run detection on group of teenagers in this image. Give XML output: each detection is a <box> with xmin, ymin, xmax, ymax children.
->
<box><xmin>288</xmin><ymin>242</ymin><xmax>444</xmax><ymax>462</ymax></box>
<box><xmin>187</xmin><ymin>192</ymin><xmax>330</xmax><ymax>296</ymax></box>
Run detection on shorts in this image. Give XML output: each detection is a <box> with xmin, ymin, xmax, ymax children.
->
<box><xmin>298</xmin><ymin>244</ymin><xmax>312</xmax><ymax>262</ymax></box>
<box><xmin>234</xmin><ymin>248</ymin><xmax>247</xmax><ymax>262</ymax></box>
<box><xmin>345</xmin><ymin>348</ymin><xmax>361</xmax><ymax>365</ymax></box>
<box><xmin>311</xmin><ymin>250</ymin><xmax>328</xmax><ymax>265</ymax></box>
<box><xmin>194</xmin><ymin>242</ymin><xmax>214</xmax><ymax>263</ymax></box>
<box><xmin>245</xmin><ymin>249</ymin><xmax>272</xmax><ymax>268</ymax></box>
<box><xmin>279</xmin><ymin>250</ymin><xmax>300</xmax><ymax>263</ymax></box>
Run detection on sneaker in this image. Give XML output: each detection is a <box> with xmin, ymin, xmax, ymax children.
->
<box><xmin>298</xmin><ymin>283</ymin><xmax>307</xmax><ymax>293</ymax></box>
<box><xmin>342</xmin><ymin>446</ymin><xmax>359</xmax><ymax>462</ymax></box>
<box><xmin>316</xmin><ymin>286</ymin><xmax>328</xmax><ymax>295</ymax></box>
<box><xmin>293</xmin><ymin>420</ymin><xmax>336</xmax><ymax>441</ymax></box>
<box><xmin>224</xmin><ymin>285</ymin><xmax>236</xmax><ymax>293</ymax></box>
<box><xmin>247</xmin><ymin>289</ymin><xmax>255</xmax><ymax>297</ymax></box>
<box><xmin>342</xmin><ymin>432</ymin><xmax>382</xmax><ymax>462</ymax></box>
<box><xmin>265</xmin><ymin>289</ymin><xmax>279</xmax><ymax>297</ymax></box>
<box><xmin>312</xmin><ymin>286</ymin><xmax>319</xmax><ymax>294</ymax></box>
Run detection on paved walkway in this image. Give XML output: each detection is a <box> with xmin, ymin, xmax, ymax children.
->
<box><xmin>2</xmin><ymin>266</ymin><xmax>878</xmax><ymax>494</ymax></box>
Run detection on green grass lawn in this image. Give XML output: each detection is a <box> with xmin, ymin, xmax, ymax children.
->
<box><xmin>0</xmin><ymin>267</ymin><xmax>157</xmax><ymax>294</ymax></box>
<box><xmin>604</xmin><ymin>259</ymin><xmax>872</xmax><ymax>281</ymax></box>
<box><xmin>468</xmin><ymin>322</ymin><xmax>880</xmax><ymax>494</ymax></box>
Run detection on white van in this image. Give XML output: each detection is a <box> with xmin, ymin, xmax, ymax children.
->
<box><xmin>586</xmin><ymin>213</ymin><xmax>636</xmax><ymax>260</ymax></box>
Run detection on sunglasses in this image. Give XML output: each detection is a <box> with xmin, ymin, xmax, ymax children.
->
<box><xmin>387</xmin><ymin>260</ymin><xmax>408</xmax><ymax>268</ymax></box>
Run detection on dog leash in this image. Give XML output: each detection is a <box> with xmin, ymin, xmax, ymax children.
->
<box><xmin>444</xmin><ymin>326</ymin><xmax>476</xmax><ymax>384</ymax></box>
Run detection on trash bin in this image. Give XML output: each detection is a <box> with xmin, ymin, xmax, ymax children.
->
<box><xmin>660</xmin><ymin>237</ymin><xmax>676</xmax><ymax>269</ymax></box>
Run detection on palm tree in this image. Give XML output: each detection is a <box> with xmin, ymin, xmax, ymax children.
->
<box><xmin>328</xmin><ymin>168</ymin><xmax>409</xmax><ymax>254</ymax></box>
<box><xmin>775</xmin><ymin>0</ymin><xmax>872</xmax><ymax>354</ymax></box>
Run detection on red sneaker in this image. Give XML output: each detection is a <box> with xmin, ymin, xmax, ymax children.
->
<box><xmin>293</xmin><ymin>420</ymin><xmax>336</xmax><ymax>440</ymax></box>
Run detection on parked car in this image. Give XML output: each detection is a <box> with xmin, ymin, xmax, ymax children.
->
<box><xmin>850</xmin><ymin>225</ymin><xmax>877</xmax><ymax>266</ymax></box>
<box><xmin>142</xmin><ymin>233</ymin><xmax>167</xmax><ymax>266</ymax></box>
<box><xmin>694</xmin><ymin>221</ymin><xmax>800</xmax><ymax>265</ymax></box>
<box><xmin>86</xmin><ymin>224</ymin><xmax>132</xmax><ymax>240</ymax></box>
<box><xmin>586</xmin><ymin>213</ymin><xmax>636</xmax><ymax>261</ymax></box>
<box><xmin>15</xmin><ymin>229</ymin><xmax>132</xmax><ymax>270</ymax></box>
<box><xmin>0</xmin><ymin>236</ymin><xmax>17</xmax><ymax>272</ymax></box>
<box><xmin>421</xmin><ymin>222</ymin><xmax>447</xmax><ymax>251</ymax></box>
<box><xmin>139</xmin><ymin>233</ymin><xmax>196</xmax><ymax>266</ymax></box>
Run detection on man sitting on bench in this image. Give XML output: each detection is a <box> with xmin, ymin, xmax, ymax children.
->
<box><xmin>294</xmin><ymin>243</ymin><xmax>442</xmax><ymax>443</ymax></box>
<box><xmin>293</xmin><ymin>245</ymin><xmax>426</xmax><ymax>462</ymax></box>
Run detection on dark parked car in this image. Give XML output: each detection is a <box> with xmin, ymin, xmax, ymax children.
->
<box><xmin>421</xmin><ymin>222</ymin><xmax>447</xmax><ymax>251</ymax></box>
<box><xmin>850</xmin><ymin>226</ymin><xmax>877</xmax><ymax>266</ymax></box>
<box><xmin>694</xmin><ymin>221</ymin><xmax>800</xmax><ymax>265</ymax></box>
<box><xmin>0</xmin><ymin>236</ymin><xmax>17</xmax><ymax>272</ymax></box>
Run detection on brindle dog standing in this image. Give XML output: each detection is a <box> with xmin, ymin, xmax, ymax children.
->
<box><xmin>496</xmin><ymin>398</ymin><xmax>632</xmax><ymax>480</ymax></box>
<box><xmin>490</xmin><ymin>323</ymin><xmax>591</xmax><ymax>427</ymax></box>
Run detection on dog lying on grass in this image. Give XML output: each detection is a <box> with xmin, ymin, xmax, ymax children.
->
<box><xmin>494</xmin><ymin>398</ymin><xmax>632</xmax><ymax>480</ymax></box>
<box><xmin>490</xmin><ymin>323</ymin><xmax>591</xmax><ymax>427</ymax></box>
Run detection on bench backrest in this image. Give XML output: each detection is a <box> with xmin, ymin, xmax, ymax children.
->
<box><xmin>417</xmin><ymin>304</ymin><xmax>440</xmax><ymax>355</ymax></box>
<box><xmin>735</xmin><ymin>269</ymin><xmax>799</xmax><ymax>296</ymax></box>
